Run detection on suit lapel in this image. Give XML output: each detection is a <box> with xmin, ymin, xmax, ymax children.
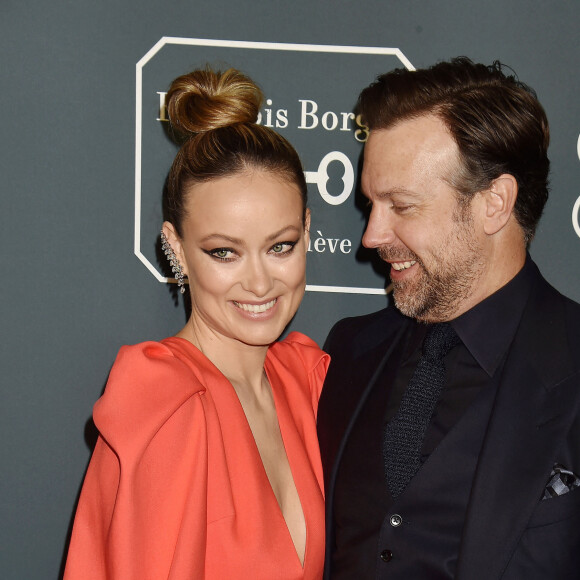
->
<box><xmin>326</xmin><ymin>320</ymin><xmax>409</xmax><ymax>489</ymax></box>
<box><xmin>457</xmin><ymin>277</ymin><xmax>580</xmax><ymax>579</ymax></box>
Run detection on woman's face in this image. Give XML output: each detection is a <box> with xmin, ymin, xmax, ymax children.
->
<box><xmin>164</xmin><ymin>169</ymin><xmax>310</xmax><ymax>347</ymax></box>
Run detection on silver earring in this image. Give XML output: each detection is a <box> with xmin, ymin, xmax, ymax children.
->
<box><xmin>161</xmin><ymin>231</ymin><xmax>186</xmax><ymax>294</ymax></box>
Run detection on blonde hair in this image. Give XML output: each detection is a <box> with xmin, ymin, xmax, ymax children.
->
<box><xmin>164</xmin><ymin>67</ymin><xmax>307</xmax><ymax>236</ymax></box>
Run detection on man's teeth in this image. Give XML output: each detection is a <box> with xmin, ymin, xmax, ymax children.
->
<box><xmin>235</xmin><ymin>299</ymin><xmax>277</xmax><ymax>313</ymax></box>
<box><xmin>392</xmin><ymin>261</ymin><xmax>417</xmax><ymax>271</ymax></box>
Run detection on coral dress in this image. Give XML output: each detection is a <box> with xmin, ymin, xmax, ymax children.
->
<box><xmin>64</xmin><ymin>332</ymin><xmax>329</xmax><ymax>580</ymax></box>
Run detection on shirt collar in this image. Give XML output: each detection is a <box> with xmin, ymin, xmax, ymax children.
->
<box><xmin>450</xmin><ymin>254</ymin><xmax>537</xmax><ymax>377</ymax></box>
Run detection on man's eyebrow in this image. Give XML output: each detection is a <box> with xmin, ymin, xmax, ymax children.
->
<box><xmin>367</xmin><ymin>188</ymin><xmax>421</xmax><ymax>200</ymax></box>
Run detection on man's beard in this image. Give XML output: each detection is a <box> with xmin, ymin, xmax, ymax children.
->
<box><xmin>378</xmin><ymin>216</ymin><xmax>485</xmax><ymax>322</ymax></box>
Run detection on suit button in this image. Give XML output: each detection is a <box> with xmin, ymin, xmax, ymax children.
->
<box><xmin>380</xmin><ymin>549</ymin><xmax>393</xmax><ymax>562</ymax></box>
<box><xmin>390</xmin><ymin>514</ymin><xmax>402</xmax><ymax>527</ymax></box>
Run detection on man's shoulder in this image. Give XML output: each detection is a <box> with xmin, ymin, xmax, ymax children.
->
<box><xmin>323</xmin><ymin>305</ymin><xmax>409</xmax><ymax>357</ymax></box>
<box><xmin>326</xmin><ymin>305</ymin><xmax>401</xmax><ymax>335</ymax></box>
<box><xmin>554</xmin><ymin>283</ymin><xmax>580</xmax><ymax>315</ymax></box>
<box><xmin>520</xmin><ymin>268</ymin><xmax>580</xmax><ymax>381</ymax></box>
<box><xmin>530</xmin><ymin>267</ymin><xmax>580</xmax><ymax>328</ymax></box>
<box><xmin>558</xmin><ymin>289</ymin><xmax>580</xmax><ymax>323</ymax></box>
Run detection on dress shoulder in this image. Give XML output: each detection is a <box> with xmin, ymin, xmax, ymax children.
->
<box><xmin>268</xmin><ymin>332</ymin><xmax>330</xmax><ymax>407</ymax></box>
<box><xmin>64</xmin><ymin>339</ymin><xmax>212</xmax><ymax>580</ymax></box>
<box><xmin>272</xmin><ymin>331</ymin><xmax>329</xmax><ymax>372</ymax></box>
<box><xmin>94</xmin><ymin>340</ymin><xmax>208</xmax><ymax>454</ymax></box>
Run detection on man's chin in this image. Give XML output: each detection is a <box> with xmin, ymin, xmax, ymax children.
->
<box><xmin>393</xmin><ymin>286</ymin><xmax>420</xmax><ymax>318</ymax></box>
<box><xmin>392</xmin><ymin>283</ymin><xmax>435</xmax><ymax>321</ymax></box>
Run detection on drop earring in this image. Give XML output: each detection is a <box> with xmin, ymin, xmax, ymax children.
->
<box><xmin>160</xmin><ymin>230</ymin><xmax>186</xmax><ymax>294</ymax></box>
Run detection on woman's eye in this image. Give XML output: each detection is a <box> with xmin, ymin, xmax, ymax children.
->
<box><xmin>270</xmin><ymin>242</ymin><xmax>296</xmax><ymax>254</ymax></box>
<box><xmin>204</xmin><ymin>248</ymin><xmax>235</xmax><ymax>261</ymax></box>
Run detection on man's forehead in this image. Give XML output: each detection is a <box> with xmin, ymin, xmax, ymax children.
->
<box><xmin>366</xmin><ymin>114</ymin><xmax>453</xmax><ymax>151</ymax></box>
<box><xmin>362</xmin><ymin>117</ymin><xmax>459</xmax><ymax>191</ymax></box>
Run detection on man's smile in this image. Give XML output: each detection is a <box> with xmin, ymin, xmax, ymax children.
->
<box><xmin>391</xmin><ymin>260</ymin><xmax>417</xmax><ymax>271</ymax></box>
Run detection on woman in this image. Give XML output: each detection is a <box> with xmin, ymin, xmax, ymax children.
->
<box><xmin>64</xmin><ymin>68</ymin><xmax>328</xmax><ymax>579</ymax></box>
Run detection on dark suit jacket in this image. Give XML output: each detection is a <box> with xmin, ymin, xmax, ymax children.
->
<box><xmin>318</xmin><ymin>263</ymin><xmax>580</xmax><ymax>579</ymax></box>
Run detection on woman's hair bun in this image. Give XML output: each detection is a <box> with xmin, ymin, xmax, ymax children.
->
<box><xmin>166</xmin><ymin>67</ymin><xmax>263</xmax><ymax>136</ymax></box>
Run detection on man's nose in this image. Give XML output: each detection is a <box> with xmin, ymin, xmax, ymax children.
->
<box><xmin>362</xmin><ymin>206</ymin><xmax>396</xmax><ymax>248</ymax></box>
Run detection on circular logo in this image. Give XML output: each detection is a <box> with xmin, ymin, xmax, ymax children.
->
<box><xmin>573</xmin><ymin>195</ymin><xmax>580</xmax><ymax>238</ymax></box>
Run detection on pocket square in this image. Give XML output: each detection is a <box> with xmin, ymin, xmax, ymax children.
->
<box><xmin>542</xmin><ymin>463</ymin><xmax>580</xmax><ymax>500</ymax></box>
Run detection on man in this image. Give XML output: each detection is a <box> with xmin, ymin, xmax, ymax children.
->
<box><xmin>317</xmin><ymin>57</ymin><xmax>580</xmax><ymax>579</ymax></box>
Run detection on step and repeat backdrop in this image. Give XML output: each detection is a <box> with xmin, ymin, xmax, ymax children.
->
<box><xmin>2</xmin><ymin>1</ymin><xmax>579</xmax><ymax>578</ymax></box>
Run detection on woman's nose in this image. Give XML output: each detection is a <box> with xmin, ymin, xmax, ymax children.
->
<box><xmin>241</xmin><ymin>256</ymin><xmax>274</xmax><ymax>297</ymax></box>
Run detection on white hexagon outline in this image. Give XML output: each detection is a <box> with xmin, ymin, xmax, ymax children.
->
<box><xmin>135</xmin><ymin>37</ymin><xmax>414</xmax><ymax>295</ymax></box>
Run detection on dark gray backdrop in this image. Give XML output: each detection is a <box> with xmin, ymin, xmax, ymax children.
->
<box><xmin>2</xmin><ymin>2</ymin><xmax>579</xmax><ymax>578</ymax></box>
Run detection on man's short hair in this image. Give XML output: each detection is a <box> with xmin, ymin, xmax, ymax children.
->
<box><xmin>358</xmin><ymin>57</ymin><xmax>550</xmax><ymax>243</ymax></box>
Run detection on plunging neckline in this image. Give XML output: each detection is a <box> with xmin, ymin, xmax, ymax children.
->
<box><xmin>169</xmin><ymin>337</ymin><xmax>308</xmax><ymax>569</ymax></box>
<box><xmin>260</xmin><ymin>361</ymin><xmax>308</xmax><ymax>568</ymax></box>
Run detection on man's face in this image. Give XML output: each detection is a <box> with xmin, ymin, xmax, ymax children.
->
<box><xmin>361</xmin><ymin>114</ymin><xmax>488</xmax><ymax>323</ymax></box>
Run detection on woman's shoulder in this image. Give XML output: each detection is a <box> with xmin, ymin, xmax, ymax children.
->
<box><xmin>270</xmin><ymin>331</ymin><xmax>328</xmax><ymax>368</ymax></box>
<box><xmin>268</xmin><ymin>332</ymin><xmax>330</xmax><ymax>410</ymax></box>
<box><xmin>272</xmin><ymin>332</ymin><xmax>327</xmax><ymax>365</ymax></box>
<box><xmin>94</xmin><ymin>339</ymin><xmax>210</xmax><ymax>449</ymax></box>
<box><xmin>106</xmin><ymin>338</ymin><xmax>208</xmax><ymax>393</ymax></box>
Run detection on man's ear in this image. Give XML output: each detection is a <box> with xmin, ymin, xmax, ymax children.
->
<box><xmin>162</xmin><ymin>221</ymin><xmax>188</xmax><ymax>277</ymax></box>
<box><xmin>482</xmin><ymin>174</ymin><xmax>518</xmax><ymax>236</ymax></box>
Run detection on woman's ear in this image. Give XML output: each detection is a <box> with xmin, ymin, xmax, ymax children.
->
<box><xmin>303</xmin><ymin>209</ymin><xmax>311</xmax><ymax>252</ymax></box>
<box><xmin>162</xmin><ymin>221</ymin><xmax>188</xmax><ymax>277</ymax></box>
<box><xmin>482</xmin><ymin>174</ymin><xmax>518</xmax><ymax>236</ymax></box>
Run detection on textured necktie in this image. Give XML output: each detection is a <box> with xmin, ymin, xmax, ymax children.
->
<box><xmin>383</xmin><ymin>322</ymin><xmax>461</xmax><ymax>499</ymax></box>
